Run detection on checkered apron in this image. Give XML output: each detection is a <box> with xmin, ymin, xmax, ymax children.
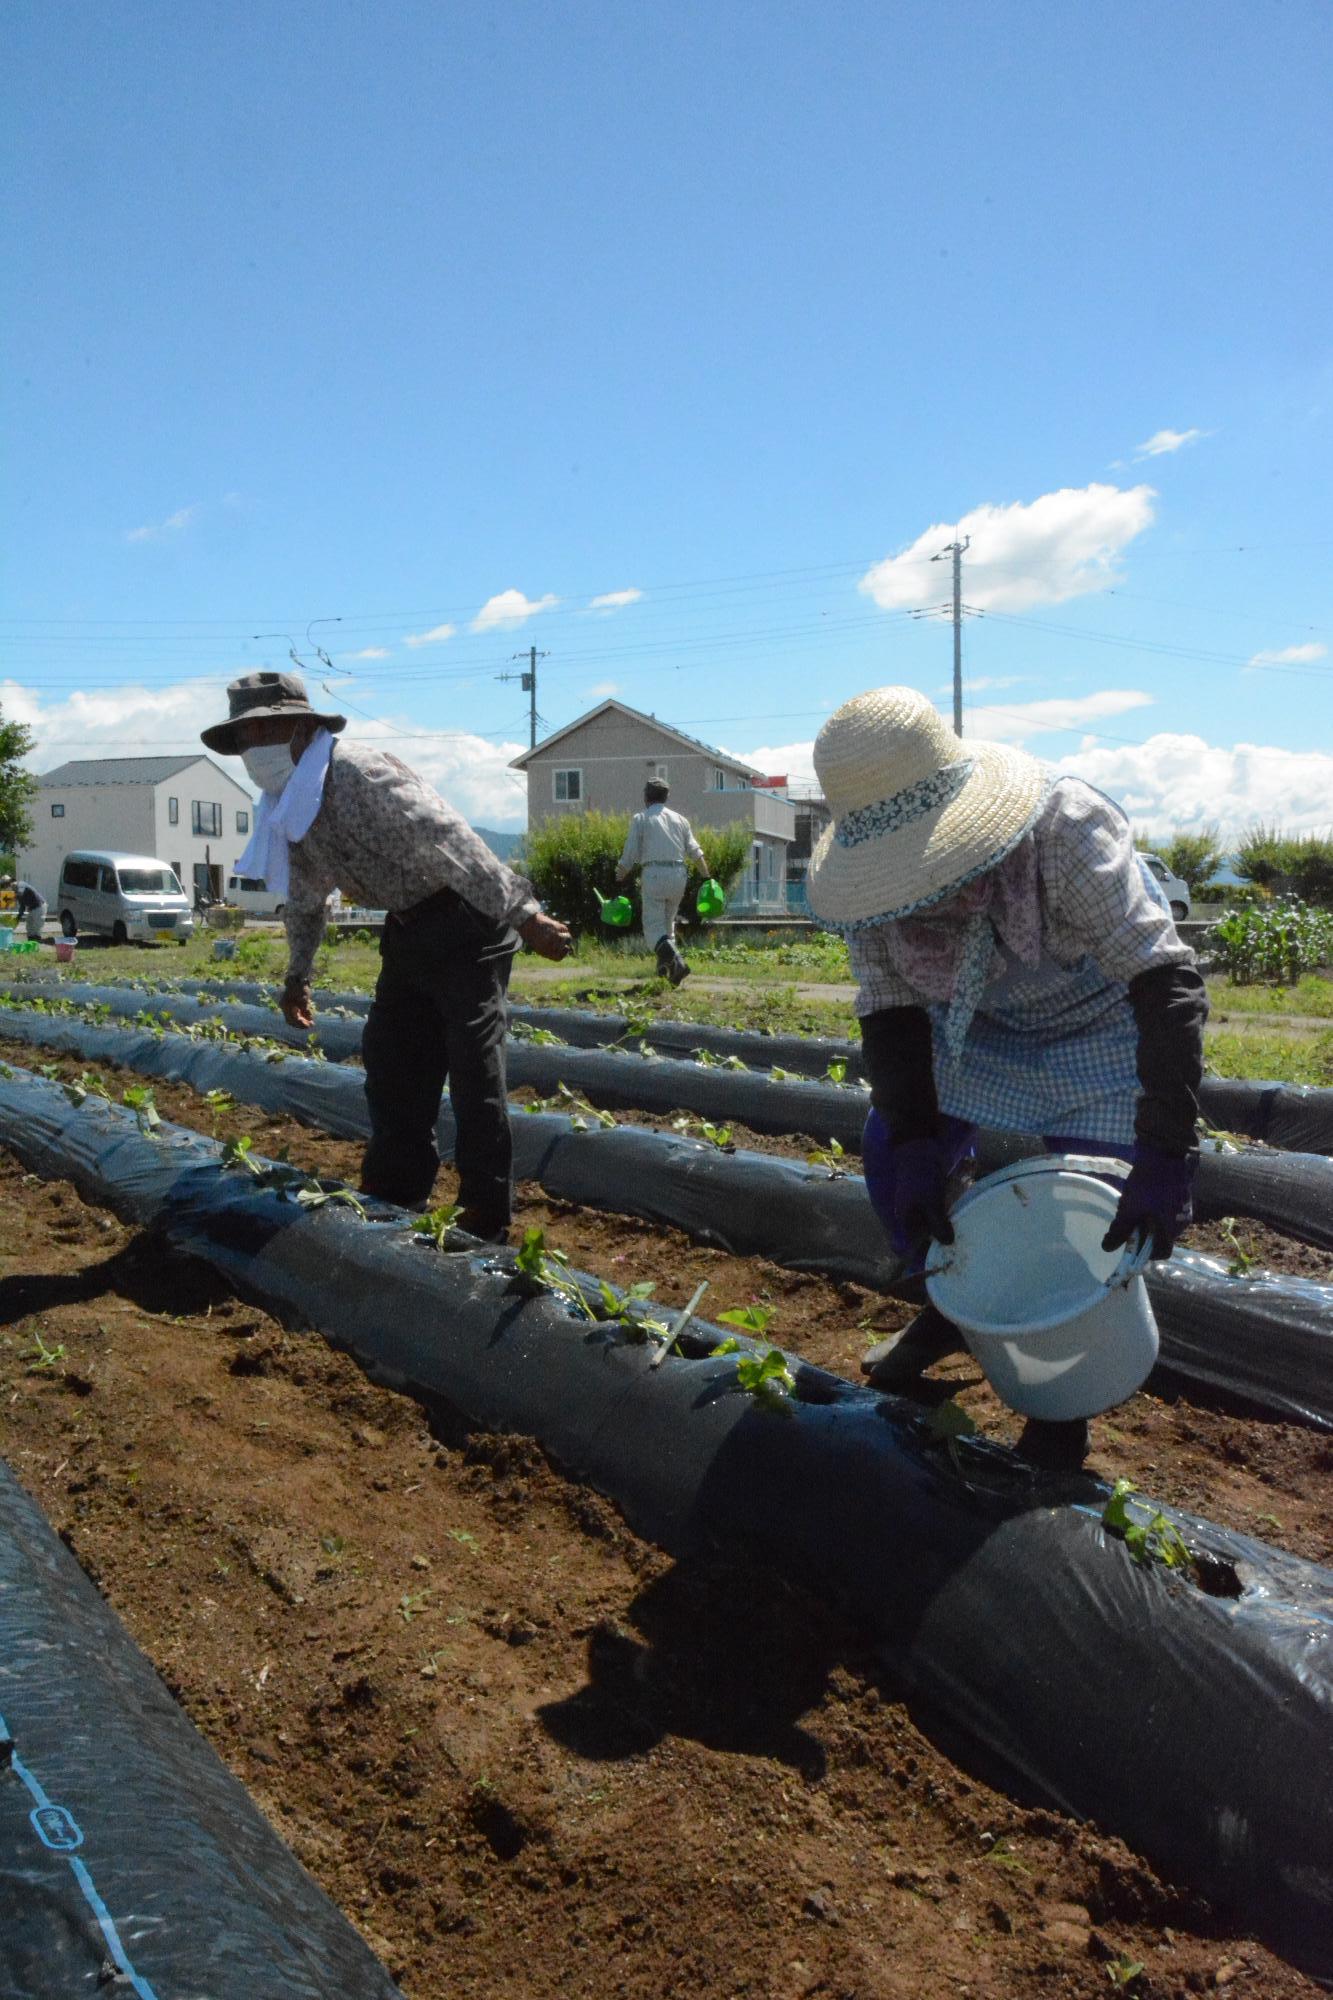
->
<box><xmin>929</xmin><ymin>940</ymin><xmax>1141</xmax><ymax>1144</ymax></box>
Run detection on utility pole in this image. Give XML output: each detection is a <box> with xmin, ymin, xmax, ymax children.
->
<box><xmin>931</xmin><ymin>535</ymin><xmax>970</xmax><ymax>735</ymax></box>
<box><xmin>497</xmin><ymin>645</ymin><xmax>547</xmax><ymax>750</ymax></box>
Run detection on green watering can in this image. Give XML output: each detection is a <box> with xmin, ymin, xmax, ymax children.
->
<box><xmin>696</xmin><ymin>877</ymin><xmax>726</xmax><ymax>918</ymax></box>
<box><xmin>594</xmin><ymin>888</ymin><xmax>634</xmax><ymax>929</ymax></box>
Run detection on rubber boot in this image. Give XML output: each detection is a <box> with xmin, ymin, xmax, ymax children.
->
<box><xmin>1016</xmin><ymin>1417</ymin><xmax>1090</xmax><ymax>1472</ymax></box>
<box><xmin>456</xmin><ymin>1208</ymin><xmax>512</xmax><ymax>1246</ymax></box>
<box><xmin>861</xmin><ymin>1303</ymin><xmax>964</xmax><ymax>1391</ymax></box>
<box><xmin>654</xmin><ymin>934</ymin><xmax>690</xmax><ymax>985</ymax></box>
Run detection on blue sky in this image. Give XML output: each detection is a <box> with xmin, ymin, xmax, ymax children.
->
<box><xmin>4</xmin><ymin>0</ymin><xmax>1330</xmax><ymax>834</ymax></box>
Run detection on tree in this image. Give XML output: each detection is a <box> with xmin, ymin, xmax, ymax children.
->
<box><xmin>1136</xmin><ymin>825</ymin><xmax>1225</xmax><ymax>897</ymax></box>
<box><xmin>1235</xmin><ymin>823</ymin><xmax>1298</xmax><ymax>891</ymax></box>
<box><xmin>0</xmin><ymin>706</ymin><xmax>37</xmax><ymax>857</ymax></box>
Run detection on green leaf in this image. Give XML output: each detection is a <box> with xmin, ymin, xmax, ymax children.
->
<box><xmin>717</xmin><ymin>1302</ymin><xmax>775</xmax><ymax>1337</ymax></box>
<box><xmin>926</xmin><ymin>1399</ymin><xmax>977</xmax><ymax>1443</ymax></box>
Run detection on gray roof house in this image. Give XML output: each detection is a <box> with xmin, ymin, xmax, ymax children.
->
<box><xmin>20</xmin><ymin>753</ymin><xmax>255</xmax><ymax>907</ymax></box>
<box><xmin>509</xmin><ymin>700</ymin><xmax>796</xmax><ymax>913</ymax></box>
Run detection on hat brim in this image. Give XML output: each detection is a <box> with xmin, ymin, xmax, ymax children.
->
<box><xmin>201</xmin><ymin>707</ymin><xmax>348</xmax><ymax>755</ymax></box>
<box><xmin>806</xmin><ymin>740</ymin><xmax>1049</xmax><ymax>932</ymax></box>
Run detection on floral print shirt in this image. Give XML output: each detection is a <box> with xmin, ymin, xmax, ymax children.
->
<box><xmin>285</xmin><ymin>740</ymin><xmax>539</xmax><ymax>981</ymax></box>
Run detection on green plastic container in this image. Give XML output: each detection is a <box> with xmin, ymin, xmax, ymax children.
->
<box><xmin>594</xmin><ymin>890</ymin><xmax>634</xmax><ymax>929</ymax></box>
<box><xmin>696</xmin><ymin>877</ymin><xmax>726</xmax><ymax>918</ymax></box>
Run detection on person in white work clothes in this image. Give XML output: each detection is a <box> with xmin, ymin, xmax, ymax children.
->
<box><xmin>617</xmin><ymin>780</ymin><xmax>707</xmax><ymax>985</ymax></box>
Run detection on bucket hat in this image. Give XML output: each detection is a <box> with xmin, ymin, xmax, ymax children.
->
<box><xmin>805</xmin><ymin>686</ymin><xmax>1049</xmax><ymax>932</ymax></box>
<box><xmin>200</xmin><ymin>672</ymin><xmax>347</xmax><ymax>756</ymax></box>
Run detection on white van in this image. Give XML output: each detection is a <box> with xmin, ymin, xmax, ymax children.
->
<box><xmin>57</xmin><ymin>852</ymin><xmax>194</xmax><ymax>944</ymax></box>
<box><xmin>225</xmin><ymin>873</ymin><xmax>286</xmax><ymax>919</ymax></box>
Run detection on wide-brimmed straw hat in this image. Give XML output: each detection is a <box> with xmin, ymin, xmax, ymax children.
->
<box><xmin>805</xmin><ymin>686</ymin><xmax>1049</xmax><ymax>932</ymax></box>
<box><xmin>201</xmin><ymin>672</ymin><xmax>347</xmax><ymax>756</ymax></box>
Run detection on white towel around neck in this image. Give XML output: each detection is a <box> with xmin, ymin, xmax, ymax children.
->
<box><xmin>235</xmin><ymin>729</ymin><xmax>335</xmax><ymax>899</ymax></box>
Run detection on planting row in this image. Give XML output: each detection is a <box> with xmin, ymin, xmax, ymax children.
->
<box><xmin>2</xmin><ymin>1001</ymin><xmax>1331</xmax><ymax>1431</ymax></box>
<box><xmin>15</xmin><ymin>971</ymin><xmax>1333</xmax><ymax>1154</ymax></box>
<box><xmin>0</xmin><ymin>1060</ymin><xmax>1331</xmax><ymax>1978</ymax></box>
<box><xmin>13</xmin><ymin>984</ymin><xmax>1333</xmax><ymax>1200</ymax></box>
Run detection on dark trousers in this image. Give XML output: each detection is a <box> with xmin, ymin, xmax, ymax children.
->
<box><xmin>360</xmin><ymin>894</ymin><xmax>516</xmax><ymax>1222</ymax></box>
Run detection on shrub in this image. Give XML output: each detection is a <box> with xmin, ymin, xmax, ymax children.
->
<box><xmin>522</xmin><ymin>812</ymin><xmax>753</xmax><ymax>936</ymax></box>
<box><xmin>1210</xmin><ymin>899</ymin><xmax>1333</xmax><ymax>984</ymax></box>
<box><xmin>1235</xmin><ymin>823</ymin><xmax>1297</xmax><ymax>892</ymax></box>
<box><xmin>1282</xmin><ymin>835</ymin><xmax>1333</xmax><ymax>910</ymax></box>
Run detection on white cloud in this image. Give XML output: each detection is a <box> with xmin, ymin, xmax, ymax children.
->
<box><xmin>471</xmin><ymin>589</ymin><xmax>559</xmax><ymax>633</ymax></box>
<box><xmin>964</xmin><ymin>689</ymin><xmax>1154</xmax><ymax>742</ymax></box>
<box><xmin>1133</xmin><ymin>427</ymin><xmax>1208</xmax><ymax>459</ymax></box>
<box><xmin>737</xmin><ymin>718</ymin><xmax>1333</xmax><ymax>841</ymax></box>
<box><xmin>344</xmin><ymin>646</ymin><xmax>391</xmax><ymax>662</ymax></box>
<box><xmin>1061</xmin><ymin>733</ymin><xmax>1333</xmax><ymax>838</ymax></box>
<box><xmin>1247</xmin><ymin>642</ymin><xmax>1328</xmax><ymax>667</ymax></box>
<box><xmin>586</xmin><ymin>680</ymin><xmax>622</xmax><ymax>699</ymax></box>
<box><xmin>125</xmin><ymin>504</ymin><xmax>199</xmax><ymax>544</ymax></box>
<box><xmin>5</xmin><ymin>674</ymin><xmax>530</xmax><ymax>833</ymax></box>
<box><xmin>859</xmin><ymin>484</ymin><xmax>1156</xmax><ymax>614</ymax></box>
<box><xmin>587</xmin><ymin>587</ymin><xmax>643</xmax><ymax>613</ymax></box>
<box><xmin>738</xmin><ymin>740</ymin><xmax>819</xmax><ymax>786</ymax></box>
<box><xmin>402</xmin><ymin>624</ymin><xmax>456</xmax><ymax>649</ymax></box>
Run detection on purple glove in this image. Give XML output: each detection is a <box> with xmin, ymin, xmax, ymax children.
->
<box><xmin>863</xmin><ymin>1111</ymin><xmax>957</xmax><ymax>1262</ymax></box>
<box><xmin>1101</xmin><ymin>1145</ymin><xmax>1196</xmax><ymax>1261</ymax></box>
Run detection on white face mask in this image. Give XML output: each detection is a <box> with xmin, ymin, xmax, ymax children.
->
<box><xmin>242</xmin><ymin>742</ymin><xmax>297</xmax><ymax>796</ymax></box>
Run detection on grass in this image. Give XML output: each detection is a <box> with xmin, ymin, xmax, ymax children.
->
<box><xmin>23</xmin><ymin>928</ymin><xmax>1333</xmax><ymax>1088</ymax></box>
<box><xmin>1206</xmin><ymin>972</ymin><xmax>1333</xmax><ymax>1020</ymax></box>
<box><xmin>1204</xmin><ymin>1028</ymin><xmax>1333</xmax><ymax>1087</ymax></box>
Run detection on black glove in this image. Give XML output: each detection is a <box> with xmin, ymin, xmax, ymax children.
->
<box><xmin>1102</xmin><ymin>1144</ymin><xmax>1196</xmax><ymax>1261</ymax></box>
<box><xmin>1127</xmin><ymin>963</ymin><xmax>1207</xmax><ymax>1156</ymax></box>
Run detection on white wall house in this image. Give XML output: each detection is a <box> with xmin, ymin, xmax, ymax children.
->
<box><xmin>20</xmin><ymin>755</ymin><xmax>256</xmax><ymax>907</ymax></box>
<box><xmin>510</xmin><ymin>699</ymin><xmax>796</xmax><ymax>913</ymax></box>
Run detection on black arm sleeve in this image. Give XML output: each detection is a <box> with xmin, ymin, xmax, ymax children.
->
<box><xmin>860</xmin><ymin>1006</ymin><xmax>940</xmax><ymax>1142</ymax></box>
<box><xmin>1127</xmin><ymin>962</ymin><xmax>1208</xmax><ymax>1157</ymax></box>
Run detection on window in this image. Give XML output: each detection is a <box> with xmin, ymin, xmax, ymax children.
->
<box><xmin>192</xmin><ymin>800</ymin><xmax>222</xmax><ymax>836</ymax></box>
<box><xmin>168</xmin><ymin>796</ymin><xmax>179</xmax><ymax>826</ymax></box>
<box><xmin>236</xmin><ymin>809</ymin><xmax>249</xmax><ymax>834</ymax></box>
<box><xmin>50</xmin><ymin>801</ymin><xmax>66</xmax><ymax>818</ymax></box>
<box><xmin>647</xmin><ymin>762</ymin><xmax>668</xmax><ymax>782</ymax></box>
<box><xmin>61</xmin><ymin>858</ymin><xmax>98</xmax><ymax>890</ymax></box>
<box><xmin>709</xmin><ymin>767</ymin><xmax>728</xmax><ymax>790</ymax></box>
<box><xmin>553</xmin><ymin>768</ymin><xmax>582</xmax><ymax>803</ymax></box>
<box><xmin>171</xmin><ymin>862</ymin><xmax>182</xmax><ymax>887</ymax></box>
<box><xmin>117</xmin><ymin>866</ymin><xmax>178</xmax><ymax>894</ymax></box>
<box><xmin>99</xmin><ymin>866</ymin><xmax>117</xmax><ymax>893</ymax></box>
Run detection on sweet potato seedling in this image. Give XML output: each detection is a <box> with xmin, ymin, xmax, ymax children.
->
<box><xmin>1220</xmin><ymin>1215</ymin><xmax>1259</xmax><ymax>1277</ymax></box>
<box><xmin>513</xmin><ymin>1225</ymin><xmax>595</xmax><ymax>1321</ymax></box>
<box><xmin>670</xmin><ymin>1114</ymin><xmax>735</xmax><ymax>1150</ymax></box>
<box><xmin>712</xmin><ymin>1338</ymin><xmax>796</xmax><ymax>1408</ymax></box>
<box><xmin>411</xmin><ymin>1204</ymin><xmax>463</xmax><ymax>1250</ymax></box>
<box><xmin>806</xmin><ymin>1136</ymin><xmax>848</xmax><ymax>1177</ymax></box>
<box><xmin>1102</xmin><ymin>1479</ymin><xmax>1193</xmax><ymax>1573</ymax></box>
<box><xmin>62</xmin><ymin>1071</ymin><xmax>112</xmax><ymax>1109</ymax></box>
<box><xmin>122</xmin><ymin>1084</ymin><xmax>161</xmax><ymax>1135</ymax></box>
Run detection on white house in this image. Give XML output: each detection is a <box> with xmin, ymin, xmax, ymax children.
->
<box><xmin>20</xmin><ymin>755</ymin><xmax>256</xmax><ymax>907</ymax></box>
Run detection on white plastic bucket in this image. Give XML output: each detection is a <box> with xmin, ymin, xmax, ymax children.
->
<box><xmin>926</xmin><ymin>1155</ymin><xmax>1157</xmax><ymax>1421</ymax></box>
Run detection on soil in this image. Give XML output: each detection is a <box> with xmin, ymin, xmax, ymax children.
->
<box><xmin>0</xmin><ymin>1036</ymin><xmax>1329</xmax><ymax>1997</ymax></box>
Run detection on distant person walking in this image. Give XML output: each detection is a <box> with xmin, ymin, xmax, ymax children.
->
<box><xmin>2</xmin><ymin>877</ymin><xmax>46</xmax><ymax>941</ymax></box>
<box><xmin>617</xmin><ymin>780</ymin><xmax>706</xmax><ymax>984</ymax></box>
